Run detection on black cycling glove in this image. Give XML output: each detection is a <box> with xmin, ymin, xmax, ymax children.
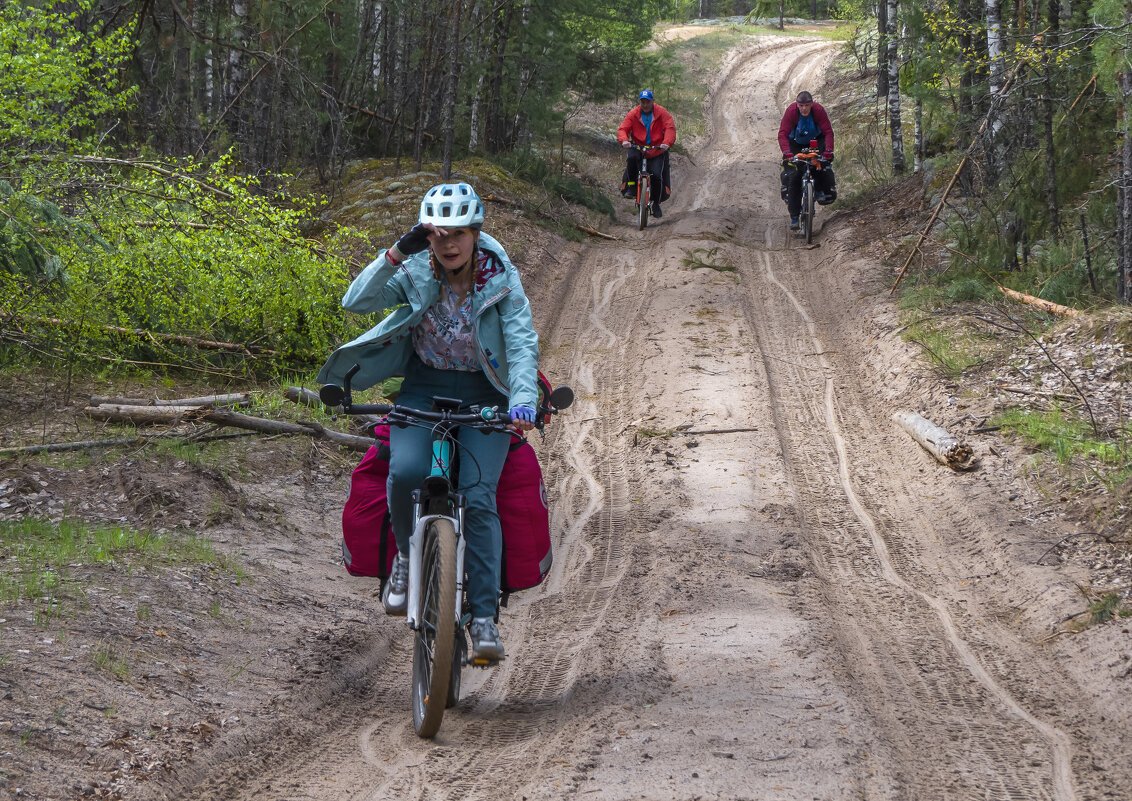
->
<box><xmin>393</xmin><ymin>223</ymin><xmax>431</xmax><ymax>258</ymax></box>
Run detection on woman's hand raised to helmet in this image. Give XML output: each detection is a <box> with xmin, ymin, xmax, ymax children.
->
<box><xmin>391</xmin><ymin>223</ymin><xmax>434</xmax><ymax>260</ymax></box>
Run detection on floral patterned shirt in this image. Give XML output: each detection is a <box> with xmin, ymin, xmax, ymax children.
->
<box><xmin>412</xmin><ymin>277</ymin><xmax>481</xmax><ymax>371</ymax></box>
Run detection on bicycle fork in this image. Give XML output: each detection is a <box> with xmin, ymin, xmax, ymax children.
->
<box><xmin>406</xmin><ymin>438</ymin><xmax>467</xmax><ymax>629</ymax></box>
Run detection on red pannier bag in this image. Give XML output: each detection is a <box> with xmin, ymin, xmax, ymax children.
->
<box><xmin>498</xmin><ymin>437</ymin><xmax>552</xmax><ymax>592</ymax></box>
<box><xmin>340</xmin><ymin>427</ymin><xmax>552</xmax><ymax>593</ymax></box>
<box><xmin>341</xmin><ymin>424</ymin><xmax>397</xmax><ymax>577</ymax></box>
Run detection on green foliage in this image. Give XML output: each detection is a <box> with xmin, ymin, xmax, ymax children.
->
<box><xmin>1090</xmin><ymin>0</ymin><xmax>1131</xmax><ymax>101</ymax></box>
<box><xmin>0</xmin><ymin>182</ymin><xmax>71</xmax><ymax>281</ymax></box>
<box><xmin>1</xmin><ymin>153</ymin><xmax>367</xmax><ymax>373</ymax></box>
<box><xmin>996</xmin><ymin>406</ymin><xmax>1132</xmax><ymax>469</ymax></box>
<box><xmin>902</xmin><ymin>318</ymin><xmax>986</xmax><ymax>377</ymax></box>
<box><xmin>0</xmin><ymin>0</ymin><xmax>136</xmax><ymax>150</ymax></box>
<box><xmin>1088</xmin><ymin>592</ymin><xmax>1129</xmax><ymax>624</ymax></box>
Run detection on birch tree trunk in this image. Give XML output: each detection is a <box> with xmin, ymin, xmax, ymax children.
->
<box><xmin>985</xmin><ymin>0</ymin><xmax>1006</xmax><ymax>178</ymax></box>
<box><xmin>914</xmin><ymin>96</ymin><xmax>923</xmax><ymax>173</ymax></box>
<box><xmin>877</xmin><ymin>0</ymin><xmax>889</xmax><ymax>99</ymax></box>
<box><xmin>887</xmin><ymin>0</ymin><xmax>904</xmax><ymax>175</ymax></box>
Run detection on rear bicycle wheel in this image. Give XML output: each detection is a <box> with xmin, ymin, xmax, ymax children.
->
<box><xmin>412</xmin><ymin>517</ymin><xmax>457</xmax><ymax>738</ymax></box>
<box><xmin>802</xmin><ymin>180</ymin><xmax>815</xmax><ymax>244</ymax></box>
<box><xmin>638</xmin><ymin>177</ymin><xmax>650</xmax><ymax>230</ymax></box>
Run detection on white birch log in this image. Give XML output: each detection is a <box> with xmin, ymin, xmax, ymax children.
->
<box><xmin>90</xmin><ymin>393</ymin><xmax>251</xmax><ymax>408</ymax></box>
<box><xmin>893</xmin><ymin>411</ymin><xmax>977</xmax><ymax>470</ymax></box>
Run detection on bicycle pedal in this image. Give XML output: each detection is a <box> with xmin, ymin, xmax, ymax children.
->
<box><xmin>470</xmin><ymin>656</ymin><xmax>504</xmax><ymax>668</ymax></box>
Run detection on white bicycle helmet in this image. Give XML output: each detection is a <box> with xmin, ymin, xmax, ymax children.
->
<box><xmin>419</xmin><ymin>183</ymin><xmax>485</xmax><ymax>228</ymax></box>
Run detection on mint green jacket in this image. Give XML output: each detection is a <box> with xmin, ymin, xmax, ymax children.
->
<box><xmin>316</xmin><ymin>233</ymin><xmax>541</xmax><ymax>409</ymax></box>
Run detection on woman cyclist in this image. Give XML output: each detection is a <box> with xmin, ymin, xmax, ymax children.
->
<box><xmin>318</xmin><ymin>182</ymin><xmax>540</xmax><ymax>663</ymax></box>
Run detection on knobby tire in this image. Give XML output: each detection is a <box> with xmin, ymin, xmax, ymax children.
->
<box><xmin>638</xmin><ymin>172</ymin><xmax>650</xmax><ymax>230</ymax></box>
<box><xmin>412</xmin><ymin>517</ymin><xmax>458</xmax><ymax>738</ymax></box>
<box><xmin>803</xmin><ymin>180</ymin><xmax>815</xmax><ymax>245</ymax></box>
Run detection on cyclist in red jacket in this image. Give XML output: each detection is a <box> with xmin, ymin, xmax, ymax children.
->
<box><xmin>617</xmin><ymin>89</ymin><xmax>676</xmax><ymax>218</ymax></box>
<box><xmin>778</xmin><ymin>91</ymin><xmax>838</xmax><ymax>229</ymax></box>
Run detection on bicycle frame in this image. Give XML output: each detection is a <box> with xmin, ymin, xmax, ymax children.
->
<box><xmin>629</xmin><ymin>143</ymin><xmax>656</xmax><ymax>229</ymax></box>
<box><xmin>789</xmin><ymin>149</ymin><xmax>826</xmax><ymax>243</ymax></box>
<box><xmin>406</xmin><ymin>431</ymin><xmax>466</xmax><ymax>629</ymax></box>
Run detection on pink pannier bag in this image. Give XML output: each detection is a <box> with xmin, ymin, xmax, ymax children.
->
<box><xmin>341</xmin><ymin>428</ymin><xmax>553</xmax><ymax>593</ymax></box>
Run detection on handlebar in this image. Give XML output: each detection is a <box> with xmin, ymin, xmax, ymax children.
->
<box><xmin>319</xmin><ymin>363</ymin><xmax>574</xmax><ymax>434</ymax></box>
<box><xmin>786</xmin><ymin>150</ymin><xmax>828</xmax><ymax>166</ymax></box>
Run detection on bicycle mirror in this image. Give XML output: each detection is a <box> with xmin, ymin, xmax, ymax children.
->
<box><xmin>319</xmin><ymin>384</ymin><xmax>345</xmax><ymax>407</ymax></box>
<box><xmin>549</xmin><ymin>386</ymin><xmax>575</xmax><ymax>410</ymax></box>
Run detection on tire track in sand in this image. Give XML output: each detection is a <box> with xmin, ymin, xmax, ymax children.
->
<box><xmin>753</xmin><ymin>249</ymin><xmax>1077</xmax><ymax>801</ymax></box>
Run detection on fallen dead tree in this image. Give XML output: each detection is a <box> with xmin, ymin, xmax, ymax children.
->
<box><xmin>90</xmin><ymin>393</ymin><xmax>251</xmax><ymax>408</ymax></box>
<box><xmin>82</xmin><ymin>402</ymin><xmax>373</xmax><ymax>452</ymax></box>
<box><xmin>997</xmin><ymin>286</ymin><xmax>1082</xmax><ymax>318</ymax></box>
<box><xmin>893</xmin><ymin>411</ymin><xmax>977</xmax><ymax>470</ymax></box>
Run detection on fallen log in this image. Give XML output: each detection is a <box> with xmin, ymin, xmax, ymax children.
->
<box><xmin>90</xmin><ymin>393</ymin><xmax>251</xmax><ymax>408</ymax></box>
<box><xmin>893</xmin><ymin>411</ymin><xmax>978</xmax><ymax>471</ymax></box>
<box><xmin>200</xmin><ymin>409</ymin><xmax>372</xmax><ymax>452</ymax></box>
<box><xmin>997</xmin><ymin>286</ymin><xmax>1082</xmax><ymax>318</ymax></box>
<box><xmin>82</xmin><ymin>405</ymin><xmax>373</xmax><ymax>452</ymax></box>
<box><xmin>84</xmin><ymin>405</ymin><xmax>205</xmax><ymax>425</ymax></box>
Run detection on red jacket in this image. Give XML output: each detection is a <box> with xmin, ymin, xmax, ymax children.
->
<box><xmin>778</xmin><ymin>101</ymin><xmax>834</xmax><ymax>154</ymax></box>
<box><xmin>617</xmin><ymin>103</ymin><xmax>676</xmax><ymax>159</ymax></box>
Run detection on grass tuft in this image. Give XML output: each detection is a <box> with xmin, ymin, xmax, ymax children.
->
<box><xmin>0</xmin><ymin>518</ymin><xmax>242</xmax><ymax>622</ymax></box>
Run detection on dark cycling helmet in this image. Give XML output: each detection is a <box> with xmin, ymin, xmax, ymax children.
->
<box><xmin>419</xmin><ymin>182</ymin><xmax>485</xmax><ymax>229</ymax></box>
<box><xmin>639</xmin><ymin>89</ymin><xmax>654</xmax><ymax>100</ymax></box>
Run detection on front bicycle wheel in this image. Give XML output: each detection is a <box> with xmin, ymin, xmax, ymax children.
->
<box><xmin>638</xmin><ymin>179</ymin><xmax>650</xmax><ymax>230</ymax></box>
<box><xmin>412</xmin><ymin>517</ymin><xmax>457</xmax><ymax>738</ymax></box>
<box><xmin>802</xmin><ymin>180</ymin><xmax>815</xmax><ymax>244</ymax></box>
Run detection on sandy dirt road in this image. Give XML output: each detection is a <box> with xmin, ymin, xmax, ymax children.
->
<box><xmin>163</xmin><ymin>36</ymin><xmax>1129</xmax><ymax>801</ymax></box>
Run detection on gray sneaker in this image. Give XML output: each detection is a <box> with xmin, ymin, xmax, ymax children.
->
<box><xmin>382</xmin><ymin>554</ymin><xmax>408</xmax><ymax>616</ymax></box>
<box><xmin>468</xmin><ymin>617</ymin><xmax>504</xmax><ymax>664</ymax></box>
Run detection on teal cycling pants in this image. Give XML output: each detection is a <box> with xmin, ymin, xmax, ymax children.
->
<box><xmin>387</xmin><ymin>355</ymin><xmax>511</xmax><ymax>618</ymax></box>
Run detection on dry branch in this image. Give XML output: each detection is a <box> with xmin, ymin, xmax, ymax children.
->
<box><xmin>90</xmin><ymin>393</ymin><xmax>251</xmax><ymax>408</ymax></box>
<box><xmin>82</xmin><ymin>404</ymin><xmax>373</xmax><ymax>452</ymax></box>
<box><xmin>997</xmin><ymin>286</ymin><xmax>1082</xmax><ymax>317</ymax></box>
<box><xmin>84</xmin><ymin>405</ymin><xmax>208</xmax><ymax>425</ymax></box>
<box><xmin>893</xmin><ymin>411</ymin><xmax>977</xmax><ymax>470</ymax></box>
<box><xmin>201</xmin><ymin>409</ymin><xmax>372</xmax><ymax>451</ymax></box>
